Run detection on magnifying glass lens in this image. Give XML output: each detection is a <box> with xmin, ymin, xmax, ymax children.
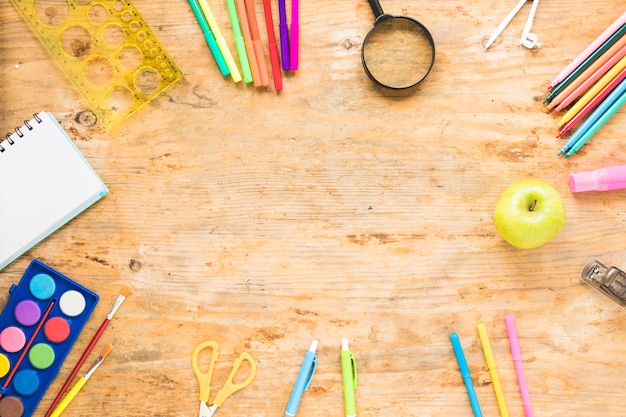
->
<box><xmin>363</xmin><ymin>17</ymin><xmax>434</xmax><ymax>89</ymax></box>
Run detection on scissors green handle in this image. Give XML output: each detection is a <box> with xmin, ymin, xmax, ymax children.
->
<box><xmin>192</xmin><ymin>341</ymin><xmax>220</xmax><ymax>402</ymax></box>
<box><xmin>212</xmin><ymin>352</ymin><xmax>256</xmax><ymax>407</ymax></box>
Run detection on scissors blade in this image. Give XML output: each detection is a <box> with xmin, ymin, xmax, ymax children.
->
<box><xmin>205</xmin><ymin>404</ymin><xmax>219</xmax><ymax>417</ymax></box>
<box><xmin>198</xmin><ymin>401</ymin><xmax>212</xmax><ymax>417</ymax></box>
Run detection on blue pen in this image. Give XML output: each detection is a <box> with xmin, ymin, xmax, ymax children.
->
<box><xmin>284</xmin><ymin>340</ymin><xmax>318</xmax><ymax>417</ymax></box>
<box><xmin>450</xmin><ymin>333</ymin><xmax>482</xmax><ymax>417</ymax></box>
<box><xmin>559</xmin><ymin>77</ymin><xmax>626</xmax><ymax>157</ymax></box>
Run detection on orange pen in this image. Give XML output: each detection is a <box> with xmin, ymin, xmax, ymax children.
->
<box><xmin>235</xmin><ymin>0</ymin><xmax>261</xmax><ymax>85</ymax></box>
<box><xmin>244</xmin><ymin>0</ymin><xmax>270</xmax><ymax>86</ymax></box>
<box><xmin>262</xmin><ymin>0</ymin><xmax>283</xmax><ymax>90</ymax></box>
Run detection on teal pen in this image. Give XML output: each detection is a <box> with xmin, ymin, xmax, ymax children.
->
<box><xmin>341</xmin><ymin>338</ymin><xmax>357</xmax><ymax>417</ymax></box>
<box><xmin>187</xmin><ymin>0</ymin><xmax>229</xmax><ymax>76</ymax></box>
<box><xmin>559</xmin><ymin>77</ymin><xmax>626</xmax><ymax>156</ymax></box>
<box><xmin>284</xmin><ymin>340</ymin><xmax>318</xmax><ymax>417</ymax></box>
<box><xmin>566</xmin><ymin>89</ymin><xmax>626</xmax><ymax>157</ymax></box>
<box><xmin>225</xmin><ymin>0</ymin><xmax>253</xmax><ymax>83</ymax></box>
<box><xmin>450</xmin><ymin>333</ymin><xmax>482</xmax><ymax>417</ymax></box>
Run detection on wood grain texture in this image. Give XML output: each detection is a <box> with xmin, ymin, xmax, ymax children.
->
<box><xmin>1</xmin><ymin>1</ymin><xmax>625</xmax><ymax>416</ymax></box>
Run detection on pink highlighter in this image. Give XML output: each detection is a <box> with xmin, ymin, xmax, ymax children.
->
<box><xmin>570</xmin><ymin>164</ymin><xmax>626</xmax><ymax>192</ymax></box>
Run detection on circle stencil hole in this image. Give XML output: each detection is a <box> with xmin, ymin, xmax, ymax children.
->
<box><xmin>103</xmin><ymin>24</ymin><xmax>125</xmax><ymax>46</ymax></box>
<box><xmin>135</xmin><ymin>67</ymin><xmax>160</xmax><ymax>94</ymax></box>
<box><xmin>88</xmin><ymin>4</ymin><xmax>108</xmax><ymax>25</ymax></box>
<box><xmin>34</xmin><ymin>0</ymin><xmax>69</xmax><ymax>26</ymax></box>
<box><xmin>107</xmin><ymin>85</ymin><xmax>134</xmax><ymax>114</ymax></box>
<box><xmin>118</xmin><ymin>45</ymin><xmax>143</xmax><ymax>69</ymax></box>
<box><xmin>60</xmin><ymin>25</ymin><xmax>93</xmax><ymax>59</ymax></box>
<box><xmin>85</xmin><ymin>56</ymin><xmax>114</xmax><ymax>86</ymax></box>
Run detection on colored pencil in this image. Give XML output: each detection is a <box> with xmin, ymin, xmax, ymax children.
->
<box><xmin>44</xmin><ymin>285</ymin><xmax>132</xmax><ymax>417</ymax></box>
<box><xmin>548</xmin><ymin>11</ymin><xmax>626</xmax><ymax>89</ymax></box>
<box><xmin>290</xmin><ymin>0</ymin><xmax>299</xmax><ymax>70</ymax></box>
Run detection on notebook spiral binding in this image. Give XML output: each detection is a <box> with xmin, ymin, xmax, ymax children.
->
<box><xmin>1</xmin><ymin>113</ymin><xmax>43</xmax><ymax>152</ymax></box>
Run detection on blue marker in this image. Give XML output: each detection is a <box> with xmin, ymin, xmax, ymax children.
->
<box><xmin>450</xmin><ymin>333</ymin><xmax>482</xmax><ymax>417</ymax></box>
<box><xmin>284</xmin><ymin>340</ymin><xmax>318</xmax><ymax>417</ymax></box>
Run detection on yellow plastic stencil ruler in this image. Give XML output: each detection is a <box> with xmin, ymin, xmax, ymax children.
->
<box><xmin>10</xmin><ymin>0</ymin><xmax>183</xmax><ymax>129</ymax></box>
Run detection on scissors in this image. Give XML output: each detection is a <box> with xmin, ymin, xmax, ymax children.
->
<box><xmin>192</xmin><ymin>341</ymin><xmax>257</xmax><ymax>417</ymax></box>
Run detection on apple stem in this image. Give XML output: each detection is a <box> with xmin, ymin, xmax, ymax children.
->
<box><xmin>529</xmin><ymin>199</ymin><xmax>538</xmax><ymax>211</ymax></box>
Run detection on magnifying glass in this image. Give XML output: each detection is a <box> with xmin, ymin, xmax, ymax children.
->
<box><xmin>361</xmin><ymin>0</ymin><xmax>436</xmax><ymax>89</ymax></box>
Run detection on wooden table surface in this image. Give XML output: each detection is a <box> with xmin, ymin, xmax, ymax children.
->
<box><xmin>1</xmin><ymin>1</ymin><xmax>625</xmax><ymax>416</ymax></box>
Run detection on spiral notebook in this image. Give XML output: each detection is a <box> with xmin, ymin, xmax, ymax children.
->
<box><xmin>0</xmin><ymin>111</ymin><xmax>108</xmax><ymax>270</ymax></box>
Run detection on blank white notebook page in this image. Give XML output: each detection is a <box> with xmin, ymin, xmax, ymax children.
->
<box><xmin>0</xmin><ymin>111</ymin><xmax>108</xmax><ymax>269</ymax></box>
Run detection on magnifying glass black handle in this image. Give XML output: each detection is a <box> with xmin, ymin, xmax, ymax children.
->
<box><xmin>367</xmin><ymin>0</ymin><xmax>384</xmax><ymax>18</ymax></box>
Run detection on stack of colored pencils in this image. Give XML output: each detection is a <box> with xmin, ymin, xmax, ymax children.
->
<box><xmin>545</xmin><ymin>12</ymin><xmax>626</xmax><ymax>158</ymax></box>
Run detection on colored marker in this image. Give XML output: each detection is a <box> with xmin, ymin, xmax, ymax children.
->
<box><xmin>570</xmin><ymin>164</ymin><xmax>626</xmax><ymax>192</ymax></box>
<box><xmin>548</xmin><ymin>12</ymin><xmax>626</xmax><ymax>89</ymax></box>
<box><xmin>565</xmin><ymin>86</ymin><xmax>626</xmax><ymax>158</ymax></box>
<box><xmin>290</xmin><ymin>0</ymin><xmax>299</xmax><ymax>70</ymax></box>
<box><xmin>262</xmin><ymin>0</ymin><xmax>283</xmax><ymax>90</ymax></box>
<box><xmin>341</xmin><ymin>338</ymin><xmax>357</xmax><ymax>417</ymax></box>
<box><xmin>557</xmin><ymin>62</ymin><xmax>626</xmax><ymax>135</ymax></box>
<box><xmin>235</xmin><ymin>0</ymin><xmax>261</xmax><ymax>85</ymax></box>
<box><xmin>545</xmin><ymin>24</ymin><xmax>626</xmax><ymax>103</ymax></box>
<box><xmin>244</xmin><ymin>0</ymin><xmax>270</xmax><ymax>86</ymax></box>
<box><xmin>284</xmin><ymin>340</ymin><xmax>318</xmax><ymax>417</ymax></box>
<box><xmin>278</xmin><ymin>0</ymin><xmax>290</xmax><ymax>70</ymax></box>
<box><xmin>187</xmin><ymin>0</ymin><xmax>229</xmax><ymax>76</ymax></box>
<box><xmin>226</xmin><ymin>0</ymin><xmax>253</xmax><ymax>83</ymax></box>
<box><xmin>505</xmin><ymin>315</ymin><xmax>534</xmax><ymax>417</ymax></box>
<box><xmin>558</xmin><ymin>77</ymin><xmax>626</xmax><ymax>156</ymax></box>
<box><xmin>197</xmin><ymin>0</ymin><xmax>242</xmax><ymax>82</ymax></box>
<box><xmin>450</xmin><ymin>332</ymin><xmax>482</xmax><ymax>417</ymax></box>
<box><xmin>477</xmin><ymin>324</ymin><xmax>509</xmax><ymax>417</ymax></box>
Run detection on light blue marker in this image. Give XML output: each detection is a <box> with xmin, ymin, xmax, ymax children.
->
<box><xmin>284</xmin><ymin>340</ymin><xmax>318</xmax><ymax>417</ymax></box>
<box><xmin>450</xmin><ymin>332</ymin><xmax>482</xmax><ymax>417</ymax></box>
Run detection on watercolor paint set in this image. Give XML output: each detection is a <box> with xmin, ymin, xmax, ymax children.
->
<box><xmin>0</xmin><ymin>260</ymin><xmax>99</xmax><ymax>417</ymax></box>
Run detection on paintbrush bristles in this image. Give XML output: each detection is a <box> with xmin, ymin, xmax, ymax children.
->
<box><xmin>119</xmin><ymin>284</ymin><xmax>132</xmax><ymax>297</ymax></box>
<box><xmin>101</xmin><ymin>343</ymin><xmax>113</xmax><ymax>358</ymax></box>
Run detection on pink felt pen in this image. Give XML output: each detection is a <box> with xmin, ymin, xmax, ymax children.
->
<box><xmin>569</xmin><ymin>164</ymin><xmax>626</xmax><ymax>192</ymax></box>
<box><xmin>505</xmin><ymin>315</ymin><xmax>534</xmax><ymax>417</ymax></box>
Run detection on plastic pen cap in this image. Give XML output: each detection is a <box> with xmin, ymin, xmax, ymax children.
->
<box><xmin>570</xmin><ymin>165</ymin><xmax>626</xmax><ymax>192</ymax></box>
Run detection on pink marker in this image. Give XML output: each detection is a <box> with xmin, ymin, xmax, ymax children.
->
<box><xmin>570</xmin><ymin>164</ymin><xmax>626</xmax><ymax>192</ymax></box>
<box><xmin>505</xmin><ymin>315</ymin><xmax>534</xmax><ymax>417</ymax></box>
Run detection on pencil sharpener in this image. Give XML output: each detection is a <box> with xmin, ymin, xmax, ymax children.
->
<box><xmin>581</xmin><ymin>260</ymin><xmax>626</xmax><ymax>307</ymax></box>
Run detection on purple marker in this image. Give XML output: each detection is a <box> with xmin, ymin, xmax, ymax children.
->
<box><xmin>278</xmin><ymin>0</ymin><xmax>290</xmax><ymax>70</ymax></box>
<box><xmin>570</xmin><ymin>164</ymin><xmax>626</xmax><ymax>192</ymax></box>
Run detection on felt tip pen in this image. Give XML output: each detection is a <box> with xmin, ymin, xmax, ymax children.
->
<box><xmin>450</xmin><ymin>333</ymin><xmax>482</xmax><ymax>417</ymax></box>
<box><xmin>186</xmin><ymin>0</ymin><xmax>229</xmax><ymax>76</ymax></box>
<box><xmin>289</xmin><ymin>0</ymin><xmax>299</xmax><ymax>70</ymax></box>
<box><xmin>570</xmin><ymin>164</ymin><xmax>626</xmax><ymax>192</ymax></box>
<box><xmin>284</xmin><ymin>340</ymin><xmax>318</xmax><ymax>417</ymax></box>
<box><xmin>505</xmin><ymin>315</ymin><xmax>534</xmax><ymax>417</ymax></box>
<box><xmin>341</xmin><ymin>338</ymin><xmax>357</xmax><ymax>417</ymax></box>
<box><xmin>278</xmin><ymin>0</ymin><xmax>290</xmax><ymax>70</ymax></box>
<box><xmin>477</xmin><ymin>324</ymin><xmax>509</xmax><ymax>417</ymax></box>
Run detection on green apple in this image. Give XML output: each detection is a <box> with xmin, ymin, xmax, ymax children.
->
<box><xmin>494</xmin><ymin>180</ymin><xmax>566</xmax><ymax>249</ymax></box>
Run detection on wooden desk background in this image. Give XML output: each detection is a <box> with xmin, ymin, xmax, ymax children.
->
<box><xmin>1</xmin><ymin>1</ymin><xmax>625</xmax><ymax>416</ymax></box>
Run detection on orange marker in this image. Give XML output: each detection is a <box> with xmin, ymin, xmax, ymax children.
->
<box><xmin>244</xmin><ymin>0</ymin><xmax>270</xmax><ymax>86</ymax></box>
<box><xmin>235</xmin><ymin>0</ymin><xmax>261</xmax><ymax>85</ymax></box>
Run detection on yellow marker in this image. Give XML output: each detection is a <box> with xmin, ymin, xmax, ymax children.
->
<box><xmin>49</xmin><ymin>344</ymin><xmax>113</xmax><ymax>417</ymax></box>
<box><xmin>197</xmin><ymin>0</ymin><xmax>242</xmax><ymax>83</ymax></box>
<box><xmin>477</xmin><ymin>324</ymin><xmax>509</xmax><ymax>417</ymax></box>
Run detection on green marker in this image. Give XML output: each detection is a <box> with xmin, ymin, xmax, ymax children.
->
<box><xmin>341</xmin><ymin>338</ymin><xmax>357</xmax><ymax>417</ymax></box>
<box><xmin>226</xmin><ymin>0</ymin><xmax>253</xmax><ymax>83</ymax></box>
<box><xmin>187</xmin><ymin>0</ymin><xmax>229</xmax><ymax>76</ymax></box>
